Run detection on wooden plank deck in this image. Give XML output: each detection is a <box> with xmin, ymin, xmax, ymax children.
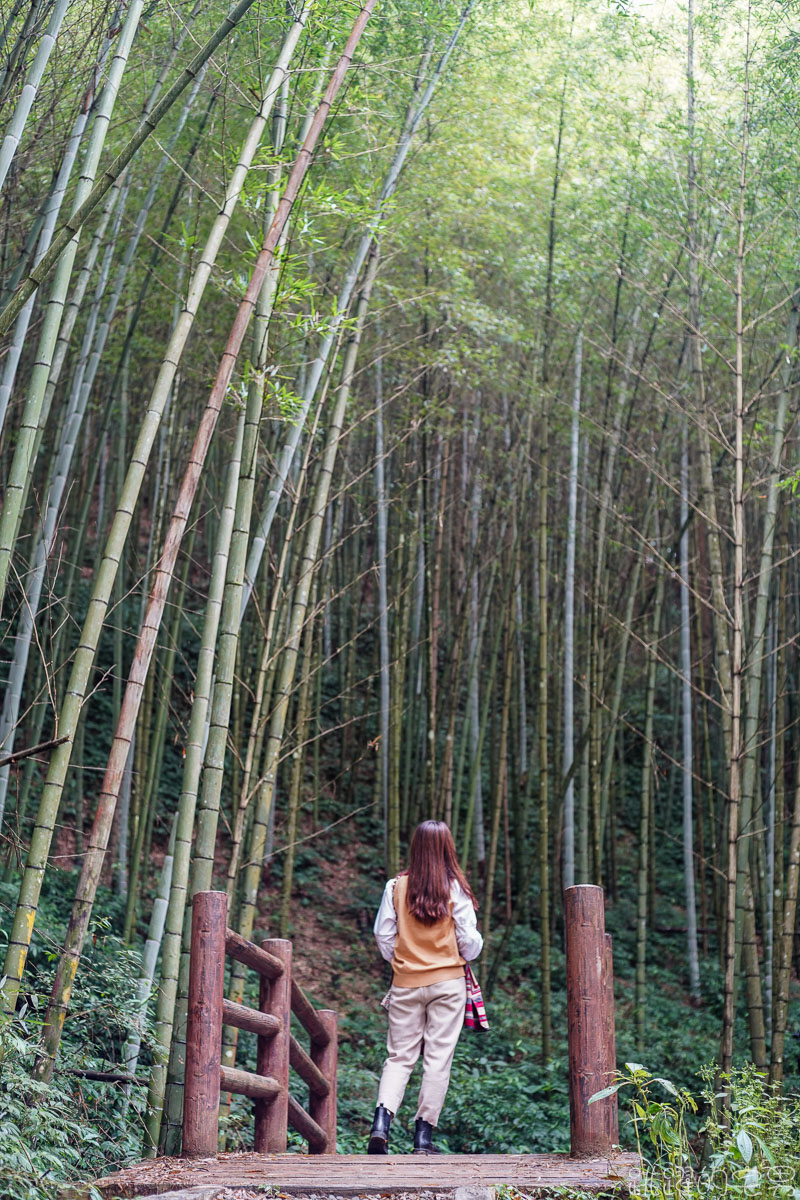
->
<box><xmin>85</xmin><ymin>1151</ymin><xmax>641</xmax><ymax>1198</ymax></box>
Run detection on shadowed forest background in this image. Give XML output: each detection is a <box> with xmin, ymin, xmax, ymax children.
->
<box><xmin>2</xmin><ymin>0</ymin><xmax>800</xmax><ymax>1194</ymax></box>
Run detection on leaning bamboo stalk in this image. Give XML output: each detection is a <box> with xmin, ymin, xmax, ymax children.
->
<box><xmin>0</xmin><ymin>227</ymin><xmax>127</xmax><ymax>844</ymax></box>
<box><xmin>120</xmin><ymin>814</ymin><xmax>177</xmax><ymax>1111</ymax></box>
<box><xmin>0</xmin><ymin>188</ymin><xmax>122</xmax><ymax>827</ymax></box>
<box><xmin>122</xmin><ymin>537</ymin><xmax>195</xmax><ymax>939</ymax></box>
<box><xmin>195</xmin><ymin>66</ymin><xmax>311</xmax><ymax>851</ymax></box>
<box><xmin>0</xmin><ymin>82</ymin><xmax>93</xmax><ymax>434</ymax></box>
<box><xmin>0</xmin><ymin>0</ymin><xmax>47</xmax><ymax>103</ymax></box>
<box><xmin>0</xmin><ymin>10</ymin><xmax>313</xmax><ymax>1017</ymax></box>
<box><xmin>235</xmin><ymin>246</ymin><xmax>381</xmax><ymax>962</ymax></box>
<box><xmin>279</xmin><ymin>580</ymin><xmax>319</xmax><ymax>937</ymax></box>
<box><xmin>162</xmin><ymin>417</ymin><xmax>270</xmax><ymax>1151</ymax></box>
<box><xmin>0</xmin><ymin>0</ymin><xmax>70</xmax><ymax>194</ymax></box>
<box><xmin>191</xmin><ymin>180</ymin><xmax>380</xmax><ymax>1167</ymax></box>
<box><xmin>240</xmin><ymin>2</ymin><xmax>478</xmax><ymax>615</ymax></box>
<box><xmin>190</xmin><ymin>232</ymin><xmax>290</xmax><ymax>906</ymax></box>
<box><xmin>158</xmin><ymin>77</ymin><xmax>305</xmax><ymax>1150</ymax></box>
<box><xmin>143</xmin><ymin>415</ymin><xmax>245</xmax><ymax>1154</ymax></box>
<box><xmin>0</xmin><ymin>0</ymin><xmax>147</xmax><ymax>610</ymax></box>
<box><xmin>226</xmin><ymin>449</ymin><xmax>311</xmax><ymax>901</ymax></box>
<box><xmin>0</xmin><ymin>0</ymin><xmax>31</xmax><ymax>83</ymax></box>
<box><xmin>0</xmin><ymin>0</ymin><xmax>268</xmax><ymax>335</ymax></box>
<box><xmin>0</xmin><ymin>1</ymin><xmax>137</xmax><ymax>430</ymax></box>
<box><xmin>5</xmin><ymin>60</ymin><xmax>207</xmax><ymax>627</ymax></box>
<box><xmin>30</xmin><ymin>1</ymin><xmax>375</xmax><ymax>1078</ymax></box>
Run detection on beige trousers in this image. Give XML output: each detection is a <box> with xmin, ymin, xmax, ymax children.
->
<box><xmin>377</xmin><ymin>975</ymin><xmax>466</xmax><ymax>1124</ymax></box>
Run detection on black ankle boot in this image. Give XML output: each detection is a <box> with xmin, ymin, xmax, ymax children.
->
<box><xmin>368</xmin><ymin>1104</ymin><xmax>392</xmax><ymax>1154</ymax></box>
<box><xmin>413</xmin><ymin>1118</ymin><xmax>443</xmax><ymax>1154</ymax></box>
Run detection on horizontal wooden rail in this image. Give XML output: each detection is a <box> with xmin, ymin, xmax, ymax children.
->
<box><xmin>183</xmin><ymin>892</ymin><xmax>337</xmax><ymax>1158</ymax></box>
<box><xmin>220</xmin><ymin>1065</ymin><xmax>281</xmax><ymax>1101</ymax></box>
<box><xmin>225</xmin><ymin>927</ymin><xmax>284</xmax><ymax>979</ymax></box>
<box><xmin>223</xmin><ymin>998</ymin><xmax>279</xmax><ymax>1039</ymax></box>
<box><xmin>290</xmin><ymin>1034</ymin><xmax>330</xmax><ymax>1098</ymax></box>
<box><xmin>291</xmin><ymin>979</ymin><xmax>330</xmax><ymax>1046</ymax></box>
<box><xmin>288</xmin><ymin>1093</ymin><xmax>328</xmax><ymax>1153</ymax></box>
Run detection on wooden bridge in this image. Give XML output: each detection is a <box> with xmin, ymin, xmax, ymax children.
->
<box><xmin>88</xmin><ymin>885</ymin><xmax>641</xmax><ymax>1198</ymax></box>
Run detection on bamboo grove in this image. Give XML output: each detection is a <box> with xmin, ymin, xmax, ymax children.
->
<box><xmin>2</xmin><ymin>0</ymin><xmax>800</xmax><ymax>1160</ymax></box>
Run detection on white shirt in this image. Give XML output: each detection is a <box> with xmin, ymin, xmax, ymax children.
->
<box><xmin>373</xmin><ymin>876</ymin><xmax>483</xmax><ymax>964</ymax></box>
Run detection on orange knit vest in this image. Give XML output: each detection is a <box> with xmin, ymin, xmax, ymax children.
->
<box><xmin>391</xmin><ymin>874</ymin><xmax>465</xmax><ymax>987</ymax></box>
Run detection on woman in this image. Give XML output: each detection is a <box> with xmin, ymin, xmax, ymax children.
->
<box><xmin>368</xmin><ymin>820</ymin><xmax>483</xmax><ymax>1155</ymax></box>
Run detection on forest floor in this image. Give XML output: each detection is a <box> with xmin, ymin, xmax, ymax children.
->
<box><xmin>267</xmin><ymin>826</ymin><xmax>385</xmax><ymax>1009</ymax></box>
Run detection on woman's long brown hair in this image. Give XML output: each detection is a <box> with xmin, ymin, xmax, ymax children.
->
<box><xmin>403</xmin><ymin>820</ymin><xmax>477</xmax><ymax>925</ymax></box>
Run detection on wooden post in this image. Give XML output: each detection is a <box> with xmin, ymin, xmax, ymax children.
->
<box><xmin>565</xmin><ymin>884</ymin><xmax>614</xmax><ymax>1158</ymax></box>
<box><xmin>183</xmin><ymin>890</ymin><xmax>227</xmax><ymax>1156</ymax></box>
<box><xmin>255</xmin><ymin>938</ymin><xmax>291</xmax><ymax>1153</ymax></box>
<box><xmin>309</xmin><ymin>1009</ymin><xmax>337</xmax><ymax>1154</ymax></box>
<box><xmin>603</xmin><ymin>933</ymin><xmax>619</xmax><ymax>1146</ymax></box>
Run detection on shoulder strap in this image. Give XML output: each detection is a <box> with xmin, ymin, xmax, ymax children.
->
<box><xmin>392</xmin><ymin>874</ymin><xmax>406</xmax><ymax>914</ymax></box>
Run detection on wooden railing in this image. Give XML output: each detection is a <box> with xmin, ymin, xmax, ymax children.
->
<box><xmin>182</xmin><ymin>890</ymin><xmax>337</xmax><ymax>1157</ymax></box>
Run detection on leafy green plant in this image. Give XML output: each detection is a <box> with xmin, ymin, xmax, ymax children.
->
<box><xmin>700</xmin><ymin>1065</ymin><xmax>800</xmax><ymax>1199</ymax></box>
<box><xmin>0</xmin><ymin>883</ymin><xmax>154</xmax><ymax>1198</ymax></box>
<box><xmin>0</xmin><ymin>1006</ymin><xmax>102</xmax><ymax>1200</ymax></box>
<box><xmin>592</xmin><ymin>1064</ymin><xmax>800</xmax><ymax>1199</ymax></box>
<box><xmin>591</xmin><ymin>1061</ymin><xmax>697</xmax><ymax>1191</ymax></box>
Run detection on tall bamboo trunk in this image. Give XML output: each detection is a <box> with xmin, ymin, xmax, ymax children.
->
<box><xmin>374</xmin><ymin>328</ymin><xmax>394</xmax><ymax>869</ymax></box>
<box><xmin>588</xmin><ymin>307</ymin><xmax>639</xmax><ymax>882</ymax></box>
<box><xmin>720</xmin><ymin>16</ymin><xmax>750</xmax><ymax>1077</ymax></box>
<box><xmin>680</xmin><ymin>419</ymin><xmax>701</xmax><ymax>999</ymax></box>
<box><xmin>538</xmin><ymin>397</ymin><xmax>551</xmax><ymax>1061</ymax></box>
<box><xmin>636</xmin><ymin>512</ymin><xmax>665</xmax><ymax>1053</ymax></box>
<box><xmin>562</xmin><ymin>330</ymin><xmax>581</xmax><ymax>888</ymax></box>
<box><xmin>733</xmin><ymin>289</ymin><xmax>799</xmax><ymax>1064</ymax></box>
<box><xmin>770</xmin><ymin>743</ymin><xmax>800</xmax><ymax>1084</ymax></box>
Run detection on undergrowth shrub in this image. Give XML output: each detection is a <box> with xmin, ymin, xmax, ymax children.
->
<box><xmin>595</xmin><ymin>1063</ymin><xmax>800</xmax><ymax>1199</ymax></box>
<box><xmin>0</xmin><ymin>879</ymin><xmax>153</xmax><ymax>1199</ymax></box>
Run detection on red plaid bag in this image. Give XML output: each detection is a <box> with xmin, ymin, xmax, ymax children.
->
<box><xmin>464</xmin><ymin>963</ymin><xmax>489</xmax><ymax>1030</ymax></box>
